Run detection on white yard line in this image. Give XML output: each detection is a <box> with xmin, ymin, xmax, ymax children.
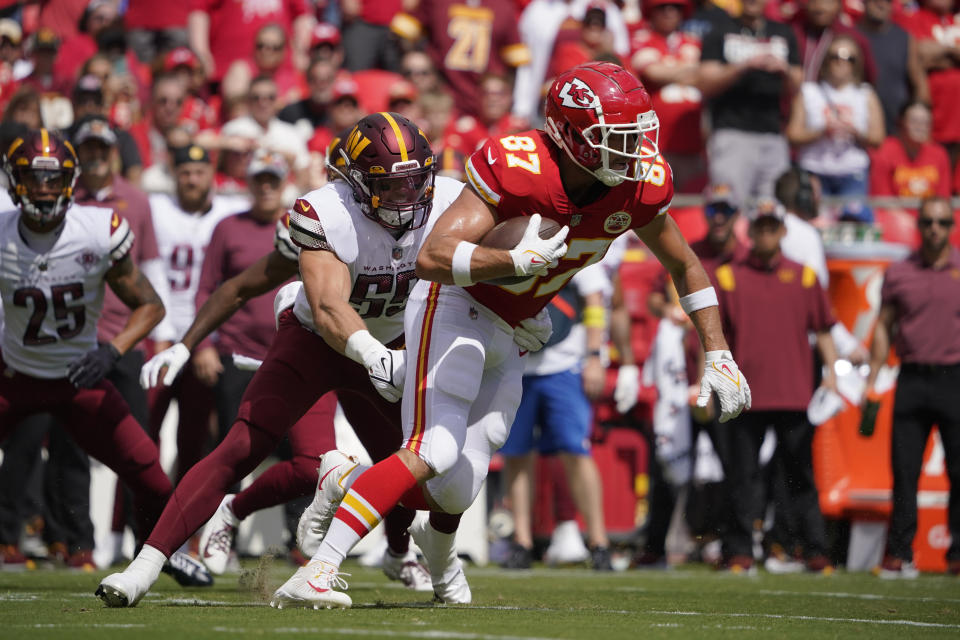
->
<box><xmin>651</xmin><ymin>610</ymin><xmax>960</xmax><ymax>629</ymax></box>
<box><xmin>213</xmin><ymin>627</ymin><xmax>564</xmax><ymax>640</ymax></box>
<box><xmin>759</xmin><ymin>588</ymin><xmax>960</xmax><ymax>604</ymax></box>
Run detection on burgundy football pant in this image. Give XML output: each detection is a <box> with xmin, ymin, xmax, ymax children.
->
<box><xmin>144</xmin><ymin>310</ymin><xmax>414</xmax><ymax>557</ymax></box>
<box><xmin>0</xmin><ymin>367</ymin><xmax>171</xmax><ymax>540</ymax></box>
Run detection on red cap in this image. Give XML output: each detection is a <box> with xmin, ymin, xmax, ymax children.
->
<box><xmin>388</xmin><ymin>79</ymin><xmax>418</xmax><ymax>105</ymax></box>
<box><xmin>331</xmin><ymin>77</ymin><xmax>359</xmax><ymax>102</ymax></box>
<box><xmin>164</xmin><ymin>47</ymin><xmax>199</xmax><ymax>73</ymax></box>
<box><xmin>310</xmin><ymin>23</ymin><xmax>341</xmax><ymax>49</ymax></box>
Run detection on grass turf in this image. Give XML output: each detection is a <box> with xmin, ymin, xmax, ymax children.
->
<box><xmin>0</xmin><ymin>558</ymin><xmax>958</xmax><ymax>639</ymax></box>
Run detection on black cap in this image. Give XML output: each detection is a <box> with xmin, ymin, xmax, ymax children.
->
<box><xmin>171</xmin><ymin>144</ymin><xmax>211</xmax><ymax>167</ymax></box>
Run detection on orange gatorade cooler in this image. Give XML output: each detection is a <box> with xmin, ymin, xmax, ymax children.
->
<box><xmin>813</xmin><ymin>240</ymin><xmax>950</xmax><ymax>572</ymax></box>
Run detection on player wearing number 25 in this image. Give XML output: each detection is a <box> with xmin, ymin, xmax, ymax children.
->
<box><xmin>276</xmin><ymin>62</ymin><xmax>753</xmax><ymax>608</ymax></box>
<box><xmin>0</xmin><ymin>129</ymin><xmax>173</xmax><ymax>543</ymax></box>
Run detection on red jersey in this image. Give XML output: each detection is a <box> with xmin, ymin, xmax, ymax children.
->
<box><xmin>191</xmin><ymin>0</ymin><xmax>309</xmax><ymax>82</ymax></box>
<box><xmin>391</xmin><ymin>0</ymin><xmax>530</xmax><ymax>117</ymax></box>
<box><xmin>869</xmin><ymin>136</ymin><xmax>952</xmax><ymax>198</ymax></box>
<box><xmin>903</xmin><ymin>9</ymin><xmax>960</xmax><ymax>143</ymax></box>
<box><xmin>463</xmin><ymin>129</ymin><xmax>674</xmax><ymax>326</ymax></box>
<box><xmin>125</xmin><ymin>0</ymin><xmax>191</xmax><ymax>30</ymax></box>
<box><xmin>629</xmin><ymin>28</ymin><xmax>703</xmax><ymax>155</ymax></box>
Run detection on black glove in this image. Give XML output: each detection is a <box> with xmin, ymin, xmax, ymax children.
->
<box><xmin>67</xmin><ymin>343</ymin><xmax>121</xmax><ymax>388</ymax></box>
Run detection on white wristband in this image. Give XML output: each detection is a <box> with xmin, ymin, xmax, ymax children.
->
<box><xmin>344</xmin><ymin>329</ymin><xmax>383</xmax><ymax>367</ymax></box>
<box><xmin>679</xmin><ymin>286</ymin><xmax>718</xmax><ymax>315</ymax></box>
<box><xmin>451</xmin><ymin>241</ymin><xmax>477</xmax><ymax>287</ymax></box>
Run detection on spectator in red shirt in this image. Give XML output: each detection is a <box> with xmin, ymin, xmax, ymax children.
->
<box><xmin>187</xmin><ymin>0</ymin><xmax>314</xmax><ymax>84</ymax></box>
<box><xmin>222</xmin><ymin>23</ymin><xmax>306</xmax><ymax>108</ymax></box>
<box><xmin>476</xmin><ymin>73</ymin><xmax>529</xmax><ymax>141</ymax></box>
<box><xmin>714</xmin><ymin>199</ymin><xmax>837</xmax><ymax>573</ymax></box>
<box><xmin>54</xmin><ymin>0</ymin><xmax>119</xmax><ymax>90</ymax></box>
<box><xmin>390</xmin><ymin>0</ymin><xmax>531</xmax><ymax>118</ymax></box>
<box><xmin>130</xmin><ymin>74</ymin><xmax>187</xmax><ymax>172</ymax></box>
<box><xmin>125</xmin><ymin>0</ymin><xmax>191</xmax><ymax>64</ymax></box>
<box><xmin>162</xmin><ymin>48</ymin><xmax>218</xmax><ymax>134</ymax></box>
<box><xmin>903</xmin><ymin>0</ymin><xmax>960</xmax><ymax>166</ymax></box>
<box><xmin>870</xmin><ymin>100</ymin><xmax>952</xmax><ymax>198</ymax></box>
<box><xmin>631</xmin><ymin>0</ymin><xmax>705</xmax><ymax>193</ymax></box>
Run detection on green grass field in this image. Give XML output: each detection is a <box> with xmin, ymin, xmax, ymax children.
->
<box><xmin>1</xmin><ymin>558</ymin><xmax>958</xmax><ymax>639</ymax></box>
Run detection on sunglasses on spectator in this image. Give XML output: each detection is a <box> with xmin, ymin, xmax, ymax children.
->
<box><xmin>918</xmin><ymin>218</ymin><xmax>954</xmax><ymax>229</ymax></box>
<box><xmin>256</xmin><ymin>42</ymin><xmax>284</xmax><ymax>52</ymax></box>
<box><xmin>827</xmin><ymin>50</ymin><xmax>857</xmax><ymax>63</ymax></box>
<box><xmin>156</xmin><ymin>96</ymin><xmax>184</xmax><ymax>106</ymax></box>
<box><xmin>403</xmin><ymin>68</ymin><xmax>432</xmax><ymax>78</ymax></box>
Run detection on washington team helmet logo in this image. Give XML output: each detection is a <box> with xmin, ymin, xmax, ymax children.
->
<box><xmin>558</xmin><ymin>78</ymin><xmax>599</xmax><ymax>109</ymax></box>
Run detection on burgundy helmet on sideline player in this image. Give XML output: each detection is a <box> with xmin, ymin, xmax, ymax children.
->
<box><xmin>4</xmin><ymin>128</ymin><xmax>80</xmax><ymax>227</ymax></box>
<box><xmin>340</xmin><ymin>112</ymin><xmax>437</xmax><ymax>231</ymax></box>
<box><xmin>544</xmin><ymin>62</ymin><xmax>660</xmax><ymax>187</ymax></box>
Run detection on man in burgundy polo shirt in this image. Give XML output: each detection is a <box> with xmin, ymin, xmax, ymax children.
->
<box><xmin>74</xmin><ymin>114</ymin><xmax>179</xmax><ymax>566</ymax></box>
<box><xmin>715</xmin><ymin>199</ymin><xmax>837</xmax><ymax>573</ymax></box>
<box><xmin>865</xmin><ymin>196</ymin><xmax>960</xmax><ymax>577</ymax></box>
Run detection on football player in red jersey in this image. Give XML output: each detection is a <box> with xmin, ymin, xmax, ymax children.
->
<box><xmin>281</xmin><ymin>62</ymin><xmax>752</xmax><ymax>607</ymax></box>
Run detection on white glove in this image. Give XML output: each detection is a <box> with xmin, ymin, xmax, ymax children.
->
<box><xmin>508</xmin><ymin>214</ymin><xmax>569</xmax><ymax>278</ymax></box>
<box><xmin>614</xmin><ymin>364</ymin><xmax>640</xmax><ymax>414</ymax></box>
<box><xmin>697</xmin><ymin>350</ymin><xmax>751</xmax><ymax>423</ymax></box>
<box><xmin>513</xmin><ymin>307</ymin><xmax>553</xmax><ymax>352</ymax></box>
<box><xmin>140</xmin><ymin>342</ymin><xmax>191</xmax><ymax>388</ymax></box>
<box><xmin>365</xmin><ymin>348</ymin><xmax>406</xmax><ymax>403</ymax></box>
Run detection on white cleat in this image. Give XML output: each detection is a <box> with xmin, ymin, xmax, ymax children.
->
<box><xmin>382</xmin><ymin>549</ymin><xmax>433</xmax><ymax>592</ymax></box>
<box><xmin>544</xmin><ymin>520</ymin><xmax>589</xmax><ymax>565</ymax></box>
<box><xmin>199</xmin><ymin>494</ymin><xmax>239</xmax><ymax>575</ymax></box>
<box><xmin>95</xmin><ymin>571</ymin><xmax>150</xmax><ymax>608</ymax></box>
<box><xmin>433</xmin><ymin>565</ymin><xmax>472</xmax><ymax>604</ymax></box>
<box><xmin>297</xmin><ymin>451</ymin><xmax>363</xmax><ymax>556</ymax></box>
<box><xmin>270</xmin><ymin>560</ymin><xmax>352</xmax><ymax>609</ymax></box>
<box><xmin>409</xmin><ymin>517</ymin><xmax>472</xmax><ymax>604</ymax></box>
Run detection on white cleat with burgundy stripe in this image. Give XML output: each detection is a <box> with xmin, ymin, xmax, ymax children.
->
<box><xmin>297</xmin><ymin>450</ymin><xmax>365</xmax><ymax>556</ymax></box>
<box><xmin>270</xmin><ymin>560</ymin><xmax>352</xmax><ymax>609</ymax></box>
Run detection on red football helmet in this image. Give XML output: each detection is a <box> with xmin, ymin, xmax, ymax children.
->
<box><xmin>4</xmin><ymin>128</ymin><xmax>79</xmax><ymax>226</ymax></box>
<box><xmin>340</xmin><ymin>112</ymin><xmax>436</xmax><ymax>231</ymax></box>
<box><xmin>544</xmin><ymin>62</ymin><xmax>660</xmax><ymax>186</ymax></box>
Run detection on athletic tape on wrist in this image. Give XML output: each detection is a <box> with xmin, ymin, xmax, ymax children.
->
<box><xmin>679</xmin><ymin>286</ymin><xmax>718</xmax><ymax>315</ymax></box>
<box><xmin>451</xmin><ymin>241</ymin><xmax>477</xmax><ymax>287</ymax></box>
<box><xmin>344</xmin><ymin>329</ymin><xmax>382</xmax><ymax>366</ymax></box>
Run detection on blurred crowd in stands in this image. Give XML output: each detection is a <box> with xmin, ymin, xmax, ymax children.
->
<box><xmin>0</xmin><ymin>0</ymin><xmax>958</xmax><ymax>576</ymax></box>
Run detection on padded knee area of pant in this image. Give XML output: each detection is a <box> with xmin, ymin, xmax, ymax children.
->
<box><xmin>425</xmin><ymin>455</ymin><xmax>480</xmax><ymax>515</ymax></box>
<box><xmin>434</xmin><ymin>340</ymin><xmax>483</xmax><ymax>402</ymax></box>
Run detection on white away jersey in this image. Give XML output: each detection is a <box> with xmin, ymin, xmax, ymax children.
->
<box><xmin>0</xmin><ymin>204</ymin><xmax>133</xmax><ymax>378</ymax></box>
<box><xmin>150</xmin><ymin>193</ymin><xmax>246</xmax><ymax>339</ymax></box>
<box><xmin>288</xmin><ymin>177</ymin><xmax>465</xmax><ymax>344</ymax></box>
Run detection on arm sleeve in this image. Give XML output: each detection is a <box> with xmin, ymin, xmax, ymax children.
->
<box><xmin>289</xmin><ymin>197</ymin><xmax>334</xmax><ymax>251</ymax></box>
<box><xmin>274</xmin><ymin>214</ymin><xmax>300</xmax><ymax>262</ymax></box>
<box><xmin>108</xmin><ymin>214</ymin><xmax>135</xmax><ymax>265</ymax></box>
<box><xmin>464</xmin><ymin>140</ymin><xmax>505</xmax><ymax>207</ymax></box>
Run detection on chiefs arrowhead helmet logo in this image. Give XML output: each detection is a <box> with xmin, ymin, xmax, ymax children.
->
<box><xmin>558</xmin><ymin>78</ymin><xmax>599</xmax><ymax>109</ymax></box>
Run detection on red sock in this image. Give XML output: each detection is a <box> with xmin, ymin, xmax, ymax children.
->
<box><xmin>399</xmin><ymin>485</ymin><xmax>431</xmax><ymax>510</ymax></box>
<box><xmin>334</xmin><ymin>454</ymin><xmax>418</xmax><ymax>538</ymax></box>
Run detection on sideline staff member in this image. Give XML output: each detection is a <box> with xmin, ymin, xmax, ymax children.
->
<box><xmin>865</xmin><ymin>196</ymin><xmax>960</xmax><ymax>577</ymax></box>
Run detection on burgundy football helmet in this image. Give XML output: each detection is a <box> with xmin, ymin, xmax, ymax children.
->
<box><xmin>544</xmin><ymin>62</ymin><xmax>660</xmax><ymax>186</ymax></box>
<box><xmin>325</xmin><ymin>128</ymin><xmax>350</xmax><ymax>182</ymax></box>
<box><xmin>340</xmin><ymin>112</ymin><xmax>436</xmax><ymax>230</ymax></box>
<box><xmin>4</xmin><ymin>128</ymin><xmax>80</xmax><ymax>226</ymax></box>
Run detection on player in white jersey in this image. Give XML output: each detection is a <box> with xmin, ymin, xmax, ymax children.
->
<box><xmin>147</xmin><ymin>144</ymin><xmax>246</xmax><ymax>478</ymax></box>
<box><xmin>99</xmin><ymin>113</ymin><xmax>465</xmax><ymax>608</ymax></box>
<box><xmin>137</xmin><ymin>137</ymin><xmax>430</xmax><ymax>590</ymax></box>
<box><xmin>0</xmin><ymin>129</ymin><xmax>175</xmax><ymax>570</ymax></box>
